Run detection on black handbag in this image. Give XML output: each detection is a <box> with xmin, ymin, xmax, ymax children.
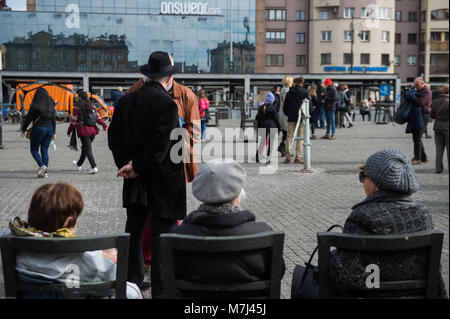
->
<box><xmin>394</xmin><ymin>100</ymin><xmax>412</xmax><ymax>125</ymax></box>
<box><xmin>291</xmin><ymin>224</ymin><xmax>343</xmax><ymax>299</ymax></box>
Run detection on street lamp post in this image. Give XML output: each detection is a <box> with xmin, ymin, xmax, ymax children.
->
<box><xmin>350</xmin><ymin>15</ymin><xmax>354</xmax><ymax>74</ymax></box>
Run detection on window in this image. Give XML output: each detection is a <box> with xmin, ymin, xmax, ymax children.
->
<box><xmin>117</xmin><ymin>54</ymin><xmax>124</xmax><ymax>61</ymax></box>
<box><xmin>296</xmin><ymin>10</ymin><xmax>306</xmax><ymax>21</ymax></box>
<box><xmin>32</xmin><ymin>49</ymin><xmax>40</xmax><ymax>59</ymax></box>
<box><xmin>408</xmin><ymin>11</ymin><xmax>418</xmax><ymax>21</ymax></box>
<box><xmin>296</xmin><ymin>55</ymin><xmax>306</xmax><ymax>66</ymax></box>
<box><xmin>407</xmin><ymin>55</ymin><xmax>417</xmax><ymax>65</ymax></box>
<box><xmin>18</xmin><ymin>49</ymin><xmax>24</xmax><ymax>58</ymax></box>
<box><xmin>382</xmin><ymin>31</ymin><xmax>390</xmax><ymax>42</ymax></box>
<box><xmin>430</xmin><ymin>55</ymin><xmax>438</xmax><ymax>65</ymax></box>
<box><xmin>360</xmin><ymin>31</ymin><xmax>370</xmax><ymax>41</ymax></box>
<box><xmin>296</xmin><ymin>33</ymin><xmax>305</xmax><ymax>44</ymax></box>
<box><xmin>408</xmin><ymin>33</ymin><xmax>417</xmax><ymax>44</ymax></box>
<box><xmin>396</xmin><ymin>11</ymin><xmax>401</xmax><ymax>21</ymax></box>
<box><xmin>344</xmin><ymin>8</ymin><xmax>354</xmax><ymax>18</ymax></box>
<box><xmin>382</xmin><ymin>54</ymin><xmax>390</xmax><ymax>66</ymax></box>
<box><xmin>321</xmin><ymin>31</ymin><xmax>332</xmax><ymax>41</ymax></box>
<box><xmin>343</xmin><ymin>53</ymin><xmax>353</xmax><ymax>65</ymax></box>
<box><xmin>395</xmin><ymin>33</ymin><xmax>401</xmax><ymax>44</ymax></box>
<box><xmin>266</xmin><ymin>31</ymin><xmax>286</xmax><ymax>43</ymax></box>
<box><xmin>266</xmin><ymin>9</ymin><xmax>286</xmax><ymax>21</ymax></box>
<box><xmin>394</xmin><ymin>55</ymin><xmax>401</xmax><ymax>66</ymax></box>
<box><xmin>361</xmin><ymin>7</ymin><xmax>374</xmax><ymax>18</ymax></box>
<box><xmin>265</xmin><ymin>54</ymin><xmax>284</xmax><ymax>66</ymax></box>
<box><xmin>344</xmin><ymin>31</ymin><xmax>353</xmax><ymax>42</ymax></box>
<box><xmin>105</xmin><ymin>53</ymin><xmax>111</xmax><ymax>61</ymax></box>
<box><xmin>78</xmin><ymin>65</ymin><xmax>85</xmax><ymax>72</ymax></box>
<box><xmin>321</xmin><ymin>53</ymin><xmax>331</xmax><ymax>65</ymax></box>
<box><xmin>93</xmin><ymin>51</ymin><xmax>99</xmax><ymax>61</ymax></box>
<box><xmin>431</xmin><ymin>32</ymin><xmax>442</xmax><ymax>41</ymax></box>
<box><xmin>376</xmin><ymin>7</ymin><xmax>393</xmax><ymax>19</ymax></box>
<box><xmin>319</xmin><ymin>10</ymin><xmax>329</xmax><ymax>20</ymax></box>
<box><xmin>431</xmin><ymin>9</ymin><xmax>449</xmax><ymax>20</ymax></box>
<box><xmin>79</xmin><ymin>52</ymin><xmax>85</xmax><ymax>61</ymax></box>
<box><xmin>119</xmin><ymin>65</ymin><xmax>125</xmax><ymax>72</ymax></box>
<box><xmin>360</xmin><ymin>53</ymin><xmax>370</xmax><ymax>64</ymax></box>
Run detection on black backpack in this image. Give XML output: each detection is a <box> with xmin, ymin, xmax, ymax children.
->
<box><xmin>82</xmin><ymin>109</ymin><xmax>97</xmax><ymax>126</ymax></box>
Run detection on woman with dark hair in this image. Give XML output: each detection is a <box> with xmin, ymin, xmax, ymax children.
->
<box><xmin>20</xmin><ymin>87</ymin><xmax>56</xmax><ymax>178</ymax></box>
<box><xmin>67</xmin><ymin>91</ymin><xmax>108</xmax><ymax>174</ymax></box>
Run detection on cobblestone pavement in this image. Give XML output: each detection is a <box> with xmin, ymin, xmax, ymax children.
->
<box><xmin>0</xmin><ymin>118</ymin><xmax>448</xmax><ymax>299</ymax></box>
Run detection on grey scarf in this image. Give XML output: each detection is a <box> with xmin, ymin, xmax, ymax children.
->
<box><xmin>198</xmin><ymin>203</ymin><xmax>241</xmax><ymax>215</ymax></box>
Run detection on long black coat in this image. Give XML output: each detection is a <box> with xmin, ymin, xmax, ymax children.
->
<box><xmin>108</xmin><ymin>81</ymin><xmax>186</xmax><ymax>220</ymax></box>
<box><xmin>255</xmin><ymin>103</ymin><xmax>280</xmax><ymax>130</ymax></box>
<box><xmin>169</xmin><ymin>206</ymin><xmax>285</xmax><ymax>297</ymax></box>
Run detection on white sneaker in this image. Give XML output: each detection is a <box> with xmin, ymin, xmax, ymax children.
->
<box><xmin>37</xmin><ymin>165</ymin><xmax>47</xmax><ymax>178</ymax></box>
<box><xmin>73</xmin><ymin>160</ymin><xmax>82</xmax><ymax>171</ymax></box>
<box><xmin>44</xmin><ymin>173</ymin><xmax>49</xmax><ymax>178</ymax></box>
<box><xmin>89</xmin><ymin>167</ymin><xmax>98</xmax><ymax>174</ymax></box>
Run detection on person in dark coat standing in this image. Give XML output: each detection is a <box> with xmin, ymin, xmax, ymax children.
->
<box><xmin>169</xmin><ymin>158</ymin><xmax>285</xmax><ymax>298</ymax></box>
<box><xmin>321</xmin><ymin>77</ymin><xmax>338</xmax><ymax>140</ymax></box>
<box><xmin>110</xmin><ymin>87</ymin><xmax>124</xmax><ymax>108</ymax></box>
<box><xmin>255</xmin><ymin>92</ymin><xmax>281</xmax><ymax>163</ymax></box>
<box><xmin>430</xmin><ymin>85</ymin><xmax>449</xmax><ymax>173</ymax></box>
<box><xmin>407</xmin><ymin>77</ymin><xmax>432</xmax><ymax>165</ymax></box>
<box><xmin>108</xmin><ymin>51</ymin><xmax>186</xmax><ymax>298</ymax></box>
<box><xmin>283</xmin><ymin>77</ymin><xmax>309</xmax><ymax>164</ymax></box>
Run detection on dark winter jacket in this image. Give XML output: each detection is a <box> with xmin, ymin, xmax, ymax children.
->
<box><xmin>255</xmin><ymin>103</ymin><xmax>281</xmax><ymax>131</ymax></box>
<box><xmin>405</xmin><ymin>89</ymin><xmax>424</xmax><ymax>134</ymax></box>
<box><xmin>329</xmin><ymin>190</ymin><xmax>447</xmax><ymax>298</ymax></box>
<box><xmin>336</xmin><ymin>91</ymin><xmax>348</xmax><ymax>110</ymax></box>
<box><xmin>316</xmin><ymin>86</ymin><xmax>326</xmax><ymax>107</ymax></box>
<box><xmin>283</xmin><ymin>85</ymin><xmax>309</xmax><ymax>122</ymax></box>
<box><xmin>169</xmin><ymin>204</ymin><xmax>285</xmax><ymax>297</ymax></box>
<box><xmin>21</xmin><ymin>99</ymin><xmax>56</xmax><ymax>134</ymax></box>
<box><xmin>324</xmin><ymin>87</ymin><xmax>338</xmax><ymax>111</ymax></box>
<box><xmin>111</xmin><ymin>90</ymin><xmax>124</xmax><ymax>108</ymax></box>
<box><xmin>108</xmin><ymin>81</ymin><xmax>186</xmax><ymax>220</ymax></box>
<box><xmin>67</xmin><ymin>106</ymin><xmax>108</xmax><ymax>137</ymax></box>
<box><xmin>431</xmin><ymin>94</ymin><xmax>449</xmax><ymax>131</ymax></box>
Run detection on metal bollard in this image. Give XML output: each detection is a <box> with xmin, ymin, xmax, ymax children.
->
<box><xmin>0</xmin><ymin>103</ymin><xmax>4</xmax><ymax>149</ymax></box>
<box><xmin>302</xmin><ymin>99</ymin><xmax>311</xmax><ymax>171</ymax></box>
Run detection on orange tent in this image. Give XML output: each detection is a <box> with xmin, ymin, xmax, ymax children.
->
<box><xmin>16</xmin><ymin>83</ymin><xmax>74</xmax><ymax>115</ymax></box>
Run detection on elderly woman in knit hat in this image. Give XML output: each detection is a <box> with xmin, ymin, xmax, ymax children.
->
<box><xmin>255</xmin><ymin>92</ymin><xmax>281</xmax><ymax>164</ymax></box>
<box><xmin>292</xmin><ymin>149</ymin><xmax>447</xmax><ymax>298</ymax></box>
<box><xmin>169</xmin><ymin>158</ymin><xmax>285</xmax><ymax>297</ymax></box>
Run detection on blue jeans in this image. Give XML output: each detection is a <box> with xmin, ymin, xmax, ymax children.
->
<box><xmin>319</xmin><ymin>107</ymin><xmax>326</xmax><ymax>128</ymax></box>
<box><xmin>29</xmin><ymin>125</ymin><xmax>53</xmax><ymax>168</ymax></box>
<box><xmin>201</xmin><ymin>120</ymin><xmax>207</xmax><ymax>140</ymax></box>
<box><xmin>325</xmin><ymin>110</ymin><xmax>336</xmax><ymax>136</ymax></box>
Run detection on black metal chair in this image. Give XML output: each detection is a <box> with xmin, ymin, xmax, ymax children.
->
<box><xmin>160</xmin><ymin>231</ymin><xmax>285</xmax><ymax>299</ymax></box>
<box><xmin>317</xmin><ymin>230</ymin><xmax>444</xmax><ymax>299</ymax></box>
<box><xmin>0</xmin><ymin>234</ymin><xmax>130</xmax><ymax>299</ymax></box>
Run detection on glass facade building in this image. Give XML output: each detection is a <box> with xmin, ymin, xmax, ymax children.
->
<box><xmin>0</xmin><ymin>0</ymin><xmax>256</xmax><ymax>73</ymax></box>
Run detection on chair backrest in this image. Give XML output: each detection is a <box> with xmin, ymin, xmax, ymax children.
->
<box><xmin>0</xmin><ymin>233</ymin><xmax>130</xmax><ymax>299</ymax></box>
<box><xmin>160</xmin><ymin>231</ymin><xmax>285</xmax><ymax>299</ymax></box>
<box><xmin>317</xmin><ymin>230</ymin><xmax>444</xmax><ymax>299</ymax></box>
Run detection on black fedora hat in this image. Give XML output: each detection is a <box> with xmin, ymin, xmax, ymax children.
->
<box><xmin>140</xmin><ymin>51</ymin><xmax>176</xmax><ymax>78</ymax></box>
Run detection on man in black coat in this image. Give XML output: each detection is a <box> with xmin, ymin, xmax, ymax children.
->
<box><xmin>282</xmin><ymin>77</ymin><xmax>309</xmax><ymax>164</ymax></box>
<box><xmin>108</xmin><ymin>51</ymin><xmax>186</xmax><ymax>298</ymax></box>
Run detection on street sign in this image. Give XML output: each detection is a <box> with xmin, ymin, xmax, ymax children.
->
<box><xmin>380</xmin><ymin>84</ymin><xmax>391</xmax><ymax>97</ymax></box>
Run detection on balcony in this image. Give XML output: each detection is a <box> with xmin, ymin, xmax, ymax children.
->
<box><xmin>430</xmin><ymin>40</ymin><xmax>449</xmax><ymax>52</ymax></box>
<box><xmin>430</xmin><ymin>65</ymin><xmax>449</xmax><ymax>75</ymax></box>
<box><xmin>313</xmin><ymin>0</ymin><xmax>340</xmax><ymax>7</ymax></box>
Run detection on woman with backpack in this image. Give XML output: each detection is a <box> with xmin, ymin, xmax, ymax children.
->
<box><xmin>20</xmin><ymin>87</ymin><xmax>57</xmax><ymax>178</ymax></box>
<box><xmin>67</xmin><ymin>91</ymin><xmax>108</xmax><ymax>174</ymax></box>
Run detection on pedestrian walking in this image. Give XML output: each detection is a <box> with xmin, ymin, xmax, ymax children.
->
<box><xmin>198</xmin><ymin>90</ymin><xmax>210</xmax><ymax>141</ymax></box>
<box><xmin>277</xmin><ymin>76</ymin><xmax>293</xmax><ymax>157</ymax></box>
<box><xmin>360</xmin><ymin>99</ymin><xmax>371</xmax><ymax>122</ymax></box>
<box><xmin>342</xmin><ymin>85</ymin><xmax>354</xmax><ymax>128</ymax></box>
<box><xmin>336</xmin><ymin>84</ymin><xmax>348</xmax><ymax>129</ymax></box>
<box><xmin>320</xmin><ymin>78</ymin><xmax>338</xmax><ymax>140</ymax></box>
<box><xmin>67</xmin><ymin>91</ymin><xmax>108</xmax><ymax>174</ymax></box>
<box><xmin>255</xmin><ymin>92</ymin><xmax>280</xmax><ymax>164</ymax></box>
<box><xmin>20</xmin><ymin>87</ymin><xmax>56</xmax><ymax>178</ymax></box>
<box><xmin>283</xmin><ymin>77</ymin><xmax>309</xmax><ymax>163</ymax></box>
<box><xmin>108</xmin><ymin>51</ymin><xmax>186</xmax><ymax>298</ymax></box>
<box><xmin>430</xmin><ymin>85</ymin><xmax>449</xmax><ymax>173</ymax></box>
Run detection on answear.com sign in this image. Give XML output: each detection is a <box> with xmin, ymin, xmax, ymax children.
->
<box><xmin>160</xmin><ymin>1</ymin><xmax>222</xmax><ymax>16</ymax></box>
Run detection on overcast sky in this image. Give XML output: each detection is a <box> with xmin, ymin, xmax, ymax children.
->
<box><xmin>6</xmin><ymin>0</ymin><xmax>27</xmax><ymax>11</ymax></box>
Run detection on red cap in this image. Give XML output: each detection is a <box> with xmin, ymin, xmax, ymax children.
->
<box><xmin>324</xmin><ymin>78</ymin><xmax>333</xmax><ymax>86</ymax></box>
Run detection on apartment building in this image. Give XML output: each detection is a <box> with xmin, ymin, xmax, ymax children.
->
<box><xmin>257</xmin><ymin>0</ymin><xmax>449</xmax><ymax>82</ymax></box>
